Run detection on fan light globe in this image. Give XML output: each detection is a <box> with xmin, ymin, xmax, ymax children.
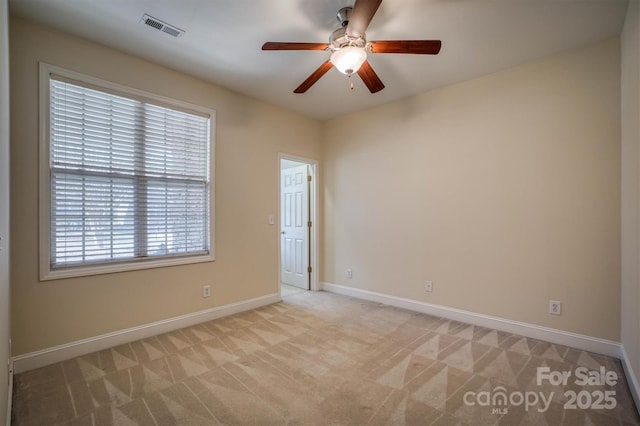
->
<box><xmin>330</xmin><ymin>46</ymin><xmax>367</xmax><ymax>75</ymax></box>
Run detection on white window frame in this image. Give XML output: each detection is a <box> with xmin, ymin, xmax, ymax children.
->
<box><xmin>39</xmin><ymin>63</ymin><xmax>215</xmax><ymax>281</ymax></box>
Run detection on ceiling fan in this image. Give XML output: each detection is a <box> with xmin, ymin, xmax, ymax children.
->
<box><xmin>261</xmin><ymin>0</ymin><xmax>441</xmax><ymax>94</ymax></box>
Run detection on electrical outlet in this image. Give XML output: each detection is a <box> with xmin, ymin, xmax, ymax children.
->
<box><xmin>424</xmin><ymin>280</ymin><xmax>433</xmax><ymax>292</ymax></box>
<box><xmin>549</xmin><ymin>300</ymin><xmax>561</xmax><ymax>315</ymax></box>
<box><xmin>203</xmin><ymin>285</ymin><xmax>211</xmax><ymax>298</ymax></box>
<box><xmin>346</xmin><ymin>268</ymin><xmax>352</xmax><ymax>279</ymax></box>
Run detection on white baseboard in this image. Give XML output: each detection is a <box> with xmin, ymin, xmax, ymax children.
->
<box><xmin>620</xmin><ymin>345</ymin><xmax>640</xmax><ymax>416</ymax></box>
<box><xmin>12</xmin><ymin>293</ymin><xmax>280</xmax><ymax>374</ymax></box>
<box><xmin>320</xmin><ymin>282</ymin><xmax>622</xmax><ymax>358</ymax></box>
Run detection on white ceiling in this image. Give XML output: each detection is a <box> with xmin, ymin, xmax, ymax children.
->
<box><xmin>9</xmin><ymin>0</ymin><xmax>630</xmax><ymax>120</ymax></box>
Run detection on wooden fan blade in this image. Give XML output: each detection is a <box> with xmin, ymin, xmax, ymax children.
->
<box><xmin>357</xmin><ymin>60</ymin><xmax>385</xmax><ymax>93</ymax></box>
<box><xmin>369</xmin><ymin>40</ymin><xmax>442</xmax><ymax>54</ymax></box>
<box><xmin>294</xmin><ymin>60</ymin><xmax>334</xmax><ymax>93</ymax></box>
<box><xmin>346</xmin><ymin>0</ymin><xmax>383</xmax><ymax>38</ymax></box>
<box><xmin>262</xmin><ymin>42</ymin><xmax>329</xmax><ymax>51</ymax></box>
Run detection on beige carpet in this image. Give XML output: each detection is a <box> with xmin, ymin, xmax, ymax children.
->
<box><xmin>11</xmin><ymin>289</ymin><xmax>640</xmax><ymax>425</ymax></box>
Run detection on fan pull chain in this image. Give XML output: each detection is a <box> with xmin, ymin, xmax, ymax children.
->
<box><xmin>349</xmin><ymin>74</ymin><xmax>354</xmax><ymax>90</ymax></box>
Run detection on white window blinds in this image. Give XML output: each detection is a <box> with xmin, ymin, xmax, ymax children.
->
<box><xmin>49</xmin><ymin>75</ymin><xmax>211</xmax><ymax>269</ymax></box>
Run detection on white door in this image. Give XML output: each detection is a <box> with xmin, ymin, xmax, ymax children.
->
<box><xmin>280</xmin><ymin>164</ymin><xmax>309</xmax><ymax>289</ymax></box>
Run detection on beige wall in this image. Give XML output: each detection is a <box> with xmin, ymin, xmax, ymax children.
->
<box><xmin>622</xmin><ymin>0</ymin><xmax>640</xmax><ymax>396</ymax></box>
<box><xmin>9</xmin><ymin>17</ymin><xmax>322</xmax><ymax>355</ymax></box>
<box><xmin>1</xmin><ymin>0</ymin><xmax>10</xmax><ymax>421</ymax></box>
<box><xmin>323</xmin><ymin>38</ymin><xmax>621</xmax><ymax>340</ymax></box>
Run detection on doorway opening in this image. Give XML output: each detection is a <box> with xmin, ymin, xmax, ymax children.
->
<box><xmin>278</xmin><ymin>154</ymin><xmax>318</xmax><ymax>297</ymax></box>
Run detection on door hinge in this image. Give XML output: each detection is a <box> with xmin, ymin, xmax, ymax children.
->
<box><xmin>308</xmin><ymin>266</ymin><xmax>312</xmax><ymax>273</ymax></box>
<box><xmin>307</xmin><ymin>175</ymin><xmax>312</xmax><ymax>182</ymax></box>
<box><xmin>308</xmin><ymin>221</ymin><xmax>312</xmax><ymax>228</ymax></box>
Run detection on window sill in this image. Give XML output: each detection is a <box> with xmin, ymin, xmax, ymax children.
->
<box><xmin>40</xmin><ymin>253</ymin><xmax>215</xmax><ymax>281</ymax></box>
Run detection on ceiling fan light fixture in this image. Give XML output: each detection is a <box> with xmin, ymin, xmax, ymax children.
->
<box><xmin>330</xmin><ymin>46</ymin><xmax>367</xmax><ymax>75</ymax></box>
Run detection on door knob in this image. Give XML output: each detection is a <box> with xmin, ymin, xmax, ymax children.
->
<box><xmin>280</xmin><ymin>231</ymin><xmax>286</xmax><ymax>234</ymax></box>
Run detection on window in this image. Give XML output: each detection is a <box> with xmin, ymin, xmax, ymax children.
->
<box><xmin>39</xmin><ymin>64</ymin><xmax>215</xmax><ymax>280</ymax></box>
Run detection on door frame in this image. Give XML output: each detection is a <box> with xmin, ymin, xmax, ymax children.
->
<box><xmin>278</xmin><ymin>153</ymin><xmax>319</xmax><ymax>295</ymax></box>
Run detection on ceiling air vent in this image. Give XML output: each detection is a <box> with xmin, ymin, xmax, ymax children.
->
<box><xmin>140</xmin><ymin>14</ymin><xmax>184</xmax><ymax>38</ymax></box>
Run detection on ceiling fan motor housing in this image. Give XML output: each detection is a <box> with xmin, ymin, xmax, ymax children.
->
<box><xmin>330</xmin><ymin>27</ymin><xmax>366</xmax><ymax>50</ymax></box>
